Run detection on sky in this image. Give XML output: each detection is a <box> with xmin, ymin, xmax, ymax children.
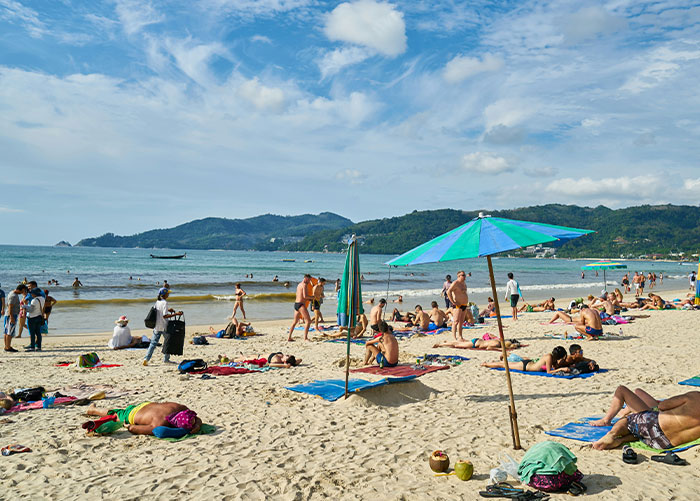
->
<box><xmin>1</xmin><ymin>0</ymin><xmax>700</xmax><ymax>245</ymax></box>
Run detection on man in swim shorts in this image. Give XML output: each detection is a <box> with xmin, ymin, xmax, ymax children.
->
<box><xmin>288</xmin><ymin>275</ymin><xmax>313</xmax><ymax>342</ymax></box>
<box><xmin>363</xmin><ymin>321</ymin><xmax>398</xmax><ymax>367</ymax></box>
<box><xmin>572</xmin><ymin>304</ymin><xmax>603</xmax><ymax>340</ymax></box>
<box><xmin>311</xmin><ymin>278</ymin><xmax>326</xmax><ymax>331</ymax></box>
<box><xmin>87</xmin><ymin>401</ymin><xmax>201</xmax><ymax>435</ymax></box>
<box><xmin>430</xmin><ymin>301</ymin><xmax>447</xmax><ymax>328</ymax></box>
<box><xmin>369</xmin><ymin>298</ymin><xmax>386</xmax><ymax>333</ymax></box>
<box><xmin>592</xmin><ymin>386</ymin><xmax>700</xmax><ymax>451</ymax></box>
<box><xmin>447</xmin><ymin>271</ymin><xmax>470</xmax><ymax>341</ymax></box>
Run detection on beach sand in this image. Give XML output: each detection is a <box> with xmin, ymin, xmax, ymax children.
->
<box><xmin>1</xmin><ymin>288</ymin><xmax>699</xmax><ymax>500</ymax></box>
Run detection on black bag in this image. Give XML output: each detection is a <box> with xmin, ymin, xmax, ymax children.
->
<box><xmin>178</xmin><ymin>359</ymin><xmax>207</xmax><ymax>373</ymax></box>
<box><xmin>144</xmin><ymin>306</ymin><xmax>157</xmax><ymax>329</ymax></box>
<box><xmin>162</xmin><ymin>314</ymin><xmax>186</xmax><ymax>356</ymax></box>
<box><xmin>11</xmin><ymin>386</ymin><xmax>45</xmax><ymax>402</ymax></box>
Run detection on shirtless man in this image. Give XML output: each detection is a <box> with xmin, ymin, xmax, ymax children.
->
<box><xmin>591</xmin><ymin>386</ymin><xmax>700</xmax><ymax>451</ymax></box>
<box><xmin>549</xmin><ymin>304</ymin><xmax>603</xmax><ymax>339</ymax></box>
<box><xmin>87</xmin><ymin>401</ymin><xmax>201</xmax><ymax>436</ymax></box>
<box><xmin>591</xmin><ymin>293</ymin><xmax>615</xmax><ymax>316</ymax></box>
<box><xmin>447</xmin><ymin>271</ymin><xmax>469</xmax><ymax>341</ymax></box>
<box><xmin>413</xmin><ymin>305</ymin><xmax>430</xmax><ymax>330</ymax></box>
<box><xmin>72</xmin><ymin>277</ymin><xmax>83</xmax><ymax>288</ymax></box>
<box><xmin>369</xmin><ymin>299</ymin><xmax>386</xmax><ymax>334</ymax></box>
<box><xmin>363</xmin><ymin>321</ymin><xmax>398</xmax><ymax>367</ymax></box>
<box><xmin>287</xmin><ymin>275</ymin><xmax>313</xmax><ymax>342</ymax></box>
<box><xmin>429</xmin><ymin>301</ymin><xmax>447</xmax><ymax>328</ymax></box>
<box><xmin>311</xmin><ymin>278</ymin><xmax>326</xmax><ymax>331</ymax></box>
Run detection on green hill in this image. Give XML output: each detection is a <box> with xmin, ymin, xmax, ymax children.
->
<box><xmin>285</xmin><ymin>204</ymin><xmax>700</xmax><ymax>258</ymax></box>
<box><xmin>76</xmin><ymin>213</ymin><xmax>354</xmax><ymax>250</ymax></box>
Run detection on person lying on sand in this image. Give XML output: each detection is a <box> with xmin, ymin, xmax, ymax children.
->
<box><xmin>209</xmin><ymin>318</ymin><xmax>253</xmax><ymax>338</ymax></box>
<box><xmin>429</xmin><ymin>301</ymin><xmax>447</xmax><ymax>328</ymax></box>
<box><xmin>548</xmin><ymin>304</ymin><xmax>604</xmax><ymax>340</ymax></box>
<box><xmin>556</xmin><ymin>344</ymin><xmax>599</xmax><ymax>373</ymax></box>
<box><xmin>640</xmin><ymin>293</ymin><xmax>672</xmax><ymax>310</ymax></box>
<box><xmin>518</xmin><ymin>297</ymin><xmax>556</xmax><ymax>313</ymax></box>
<box><xmin>391</xmin><ymin>308</ymin><xmax>414</xmax><ymax>323</ymax></box>
<box><xmin>481</xmin><ymin>346</ymin><xmax>570</xmax><ymax>374</ymax></box>
<box><xmin>236</xmin><ymin>352</ymin><xmax>301</xmax><ymax>368</ymax></box>
<box><xmin>87</xmin><ymin>402</ymin><xmax>201</xmax><ymax>436</ymax></box>
<box><xmin>363</xmin><ymin>321</ymin><xmax>398</xmax><ymax>367</ymax></box>
<box><xmin>591</xmin><ymin>386</ymin><xmax>700</xmax><ymax>451</ymax></box>
<box><xmin>433</xmin><ymin>337</ymin><xmax>521</xmax><ymax>351</ymax></box>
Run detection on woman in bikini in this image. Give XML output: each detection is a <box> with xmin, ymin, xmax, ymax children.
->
<box><xmin>481</xmin><ymin>346</ymin><xmax>569</xmax><ymax>374</ymax></box>
<box><xmin>230</xmin><ymin>352</ymin><xmax>301</xmax><ymax>369</ymax></box>
<box><xmin>231</xmin><ymin>283</ymin><xmax>247</xmax><ymax>319</ymax></box>
<box><xmin>433</xmin><ymin>337</ymin><xmax>521</xmax><ymax>351</ymax></box>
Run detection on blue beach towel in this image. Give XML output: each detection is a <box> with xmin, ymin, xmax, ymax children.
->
<box><xmin>679</xmin><ymin>375</ymin><xmax>700</xmax><ymax>387</ymax></box>
<box><xmin>546</xmin><ymin>416</ymin><xmax>700</xmax><ymax>453</ymax></box>
<box><xmin>285</xmin><ymin>376</ymin><xmax>416</xmax><ymax>402</ymax></box>
<box><xmin>488</xmin><ymin>368</ymin><xmax>607</xmax><ymax>379</ymax></box>
<box><xmin>324</xmin><ymin>337</ymin><xmax>366</xmax><ymax>345</ymax></box>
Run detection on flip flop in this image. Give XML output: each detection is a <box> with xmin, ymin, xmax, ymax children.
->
<box><xmin>479</xmin><ymin>483</ymin><xmax>525</xmax><ymax>498</ymax></box>
<box><xmin>567</xmin><ymin>481</ymin><xmax>587</xmax><ymax>496</ymax></box>
<box><xmin>622</xmin><ymin>445</ymin><xmax>638</xmax><ymax>464</ymax></box>
<box><xmin>651</xmin><ymin>452</ymin><xmax>688</xmax><ymax>466</ymax></box>
<box><xmin>1</xmin><ymin>444</ymin><xmax>32</xmax><ymax>456</ymax></box>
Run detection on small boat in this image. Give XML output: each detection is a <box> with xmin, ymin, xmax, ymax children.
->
<box><xmin>281</xmin><ymin>259</ymin><xmax>295</xmax><ymax>262</ymax></box>
<box><xmin>304</xmin><ymin>260</ymin><xmax>313</xmax><ymax>263</ymax></box>
<box><xmin>150</xmin><ymin>253</ymin><xmax>187</xmax><ymax>259</ymax></box>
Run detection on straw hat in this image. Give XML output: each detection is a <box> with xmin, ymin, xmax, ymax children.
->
<box><xmin>115</xmin><ymin>315</ymin><xmax>129</xmax><ymax>325</ymax></box>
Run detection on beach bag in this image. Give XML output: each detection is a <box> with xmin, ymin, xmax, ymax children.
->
<box><xmin>77</xmin><ymin>352</ymin><xmax>101</xmax><ymax>368</ymax></box>
<box><xmin>40</xmin><ymin>319</ymin><xmax>49</xmax><ymax>334</ymax></box>
<box><xmin>11</xmin><ymin>387</ymin><xmax>45</xmax><ymax>402</ymax></box>
<box><xmin>163</xmin><ymin>314</ymin><xmax>186</xmax><ymax>356</ymax></box>
<box><xmin>178</xmin><ymin>359</ymin><xmax>207</xmax><ymax>374</ymax></box>
<box><xmin>192</xmin><ymin>336</ymin><xmax>208</xmax><ymax>345</ymax></box>
<box><xmin>144</xmin><ymin>306</ymin><xmax>157</xmax><ymax>329</ymax></box>
<box><xmin>470</xmin><ymin>304</ymin><xmax>479</xmax><ymax>320</ymax></box>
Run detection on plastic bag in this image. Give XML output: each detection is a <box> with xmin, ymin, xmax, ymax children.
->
<box><xmin>499</xmin><ymin>453</ymin><xmax>521</xmax><ymax>481</ymax></box>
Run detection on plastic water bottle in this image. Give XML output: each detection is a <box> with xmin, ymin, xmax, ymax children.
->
<box><xmin>490</xmin><ymin>467</ymin><xmax>507</xmax><ymax>484</ymax></box>
<box><xmin>619</xmin><ymin>328</ymin><xmax>623</xmax><ymax>336</ymax></box>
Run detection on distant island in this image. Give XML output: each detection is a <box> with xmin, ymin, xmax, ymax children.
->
<box><xmin>77</xmin><ymin>204</ymin><xmax>700</xmax><ymax>259</ymax></box>
<box><xmin>54</xmin><ymin>241</ymin><xmax>72</xmax><ymax>247</ymax></box>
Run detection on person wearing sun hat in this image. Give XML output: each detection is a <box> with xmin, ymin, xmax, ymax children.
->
<box><xmin>108</xmin><ymin>315</ymin><xmax>141</xmax><ymax>350</ymax></box>
<box><xmin>143</xmin><ymin>287</ymin><xmax>182</xmax><ymax>365</ymax></box>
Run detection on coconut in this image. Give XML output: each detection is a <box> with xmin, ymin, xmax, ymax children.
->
<box><xmin>429</xmin><ymin>450</ymin><xmax>450</xmax><ymax>472</ymax></box>
<box><xmin>454</xmin><ymin>460</ymin><xmax>473</xmax><ymax>480</ymax></box>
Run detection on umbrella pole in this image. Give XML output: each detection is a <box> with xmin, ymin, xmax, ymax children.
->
<box><xmin>383</xmin><ymin>266</ymin><xmax>391</xmax><ymax>321</ymax></box>
<box><xmin>487</xmin><ymin>255</ymin><xmax>522</xmax><ymax>450</ymax></box>
<box><xmin>344</xmin><ymin>315</ymin><xmax>354</xmax><ymax>399</ymax></box>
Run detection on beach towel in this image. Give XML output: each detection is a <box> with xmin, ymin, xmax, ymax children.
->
<box><xmin>458</xmin><ymin>343</ymin><xmax>528</xmax><ymax>351</ymax></box>
<box><xmin>155</xmin><ymin>423</ymin><xmax>216</xmax><ymax>442</ymax></box>
<box><xmin>189</xmin><ymin>366</ymin><xmax>258</xmax><ymax>376</ymax></box>
<box><xmin>351</xmin><ymin>364</ymin><xmax>449</xmax><ymax>378</ymax></box>
<box><xmin>679</xmin><ymin>375</ymin><xmax>700</xmax><ymax>387</ymax></box>
<box><xmin>545</xmin><ymin>416</ymin><xmax>700</xmax><ymax>453</ymax></box>
<box><xmin>55</xmin><ymin>362</ymin><xmax>123</xmax><ymax>368</ymax></box>
<box><xmin>392</xmin><ymin>327</ymin><xmax>450</xmax><ymax>340</ymax></box>
<box><xmin>488</xmin><ymin>368</ymin><xmax>607</xmax><ymax>379</ymax></box>
<box><xmin>285</xmin><ymin>377</ymin><xmax>416</xmax><ymax>402</ymax></box>
<box><xmin>6</xmin><ymin>397</ymin><xmax>77</xmax><ymax>414</ymax></box>
<box><xmin>420</xmin><ymin>354</ymin><xmax>469</xmax><ymax>365</ymax></box>
<box><xmin>324</xmin><ymin>337</ymin><xmax>366</xmax><ymax>345</ymax></box>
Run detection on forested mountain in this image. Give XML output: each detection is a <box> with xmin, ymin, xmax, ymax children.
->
<box><xmin>286</xmin><ymin>204</ymin><xmax>700</xmax><ymax>258</ymax></box>
<box><xmin>76</xmin><ymin>213</ymin><xmax>353</xmax><ymax>250</ymax></box>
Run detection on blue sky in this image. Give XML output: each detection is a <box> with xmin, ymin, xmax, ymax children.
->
<box><xmin>1</xmin><ymin>0</ymin><xmax>700</xmax><ymax>245</ymax></box>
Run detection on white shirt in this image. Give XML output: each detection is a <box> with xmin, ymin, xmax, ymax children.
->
<box><xmin>109</xmin><ymin>325</ymin><xmax>132</xmax><ymax>349</ymax></box>
<box><xmin>505</xmin><ymin>279</ymin><xmax>521</xmax><ymax>298</ymax></box>
<box><xmin>155</xmin><ymin>299</ymin><xmax>169</xmax><ymax>332</ymax></box>
<box><xmin>26</xmin><ymin>296</ymin><xmax>45</xmax><ymax>318</ymax></box>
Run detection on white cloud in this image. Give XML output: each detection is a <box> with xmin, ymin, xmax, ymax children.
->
<box><xmin>581</xmin><ymin>118</ymin><xmax>603</xmax><ymax>128</ymax></box>
<box><xmin>620</xmin><ymin>44</ymin><xmax>700</xmax><ymax>93</ymax></box>
<box><xmin>524</xmin><ymin>166</ymin><xmax>558</xmax><ymax>177</ymax></box>
<box><xmin>318</xmin><ymin>47</ymin><xmax>371</xmax><ymax>78</ymax></box>
<box><xmin>0</xmin><ymin>0</ymin><xmax>45</xmax><ymax>37</ymax></box>
<box><xmin>238</xmin><ymin>78</ymin><xmax>286</xmax><ymax>112</ymax></box>
<box><xmin>461</xmin><ymin>152</ymin><xmax>514</xmax><ymax>174</ymax></box>
<box><xmin>483</xmin><ymin>99</ymin><xmax>536</xmax><ymax>131</ymax></box>
<box><xmin>546</xmin><ymin>175</ymin><xmax>662</xmax><ymax>198</ymax></box>
<box><xmin>336</xmin><ymin>168</ymin><xmax>365</xmax><ymax>184</ymax></box>
<box><xmin>250</xmin><ymin>35</ymin><xmax>272</xmax><ymax>44</ymax></box>
<box><xmin>163</xmin><ymin>38</ymin><xmax>227</xmax><ymax>87</ymax></box>
<box><xmin>324</xmin><ymin>0</ymin><xmax>406</xmax><ymax>57</ymax></box>
<box><xmin>683</xmin><ymin>178</ymin><xmax>700</xmax><ymax>192</ymax></box>
<box><xmin>443</xmin><ymin>53</ymin><xmax>503</xmax><ymax>84</ymax></box>
<box><xmin>296</xmin><ymin>91</ymin><xmax>376</xmax><ymax>126</ymax></box>
<box><xmin>200</xmin><ymin>0</ymin><xmax>311</xmax><ymax>16</ymax></box>
<box><xmin>562</xmin><ymin>6</ymin><xmax>626</xmax><ymax>43</ymax></box>
<box><xmin>114</xmin><ymin>0</ymin><xmax>164</xmax><ymax>36</ymax></box>
<box><xmin>0</xmin><ymin>206</ymin><xmax>23</xmax><ymax>213</ymax></box>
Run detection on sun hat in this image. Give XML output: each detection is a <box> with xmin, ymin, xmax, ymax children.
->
<box><xmin>115</xmin><ymin>315</ymin><xmax>129</xmax><ymax>325</ymax></box>
<box><xmin>158</xmin><ymin>287</ymin><xmax>169</xmax><ymax>297</ymax></box>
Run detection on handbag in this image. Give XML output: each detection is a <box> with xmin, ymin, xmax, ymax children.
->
<box><xmin>144</xmin><ymin>305</ymin><xmax>157</xmax><ymax>328</ymax></box>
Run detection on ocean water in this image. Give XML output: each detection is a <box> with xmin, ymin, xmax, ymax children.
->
<box><xmin>0</xmin><ymin>245</ymin><xmax>694</xmax><ymax>335</ymax></box>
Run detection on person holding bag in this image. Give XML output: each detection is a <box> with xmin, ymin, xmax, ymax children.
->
<box><xmin>143</xmin><ymin>288</ymin><xmax>182</xmax><ymax>366</ymax></box>
<box><xmin>24</xmin><ymin>288</ymin><xmax>46</xmax><ymax>352</ymax></box>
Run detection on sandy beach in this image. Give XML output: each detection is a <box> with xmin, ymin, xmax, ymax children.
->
<box><xmin>1</xmin><ymin>288</ymin><xmax>699</xmax><ymax>500</ymax></box>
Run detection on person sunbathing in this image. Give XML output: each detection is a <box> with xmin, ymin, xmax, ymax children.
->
<box><xmin>548</xmin><ymin>305</ymin><xmax>603</xmax><ymax>340</ymax></box>
<box><xmin>209</xmin><ymin>318</ymin><xmax>253</xmax><ymax>338</ymax></box>
<box><xmin>556</xmin><ymin>344</ymin><xmax>599</xmax><ymax>373</ymax></box>
<box><xmin>259</xmin><ymin>352</ymin><xmax>301</xmax><ymax>368</ymax></box>
<box><xmin>591</xmin><ymin>386</ymin><xmax>700</xmax><ymax>451</ymax></box>
<box><xmin>479</xmin><ymin>297</ymin><xmax>495</xmax><ymax>317</ymax></box>
<box><xmin>518</xmin><ymin>297</ymin><xmax>556</xmax><ymax>313</ymax></box>
<box><xmin>640</xmin><ymin>293</ymin><xmax>672</xmax><ymax>310</ymax></box>
<box><xmin>481</xmin><ymin>346</ymin><xmax>569</xmax><ymax>374</ymax></box>
<box><xmin>363</xmin><ymin>321</ymin><xmax>398</xmax><ymax>367</ymax></box>
<box><xmin>433</xmin><ymin>337</ymin><xmax>521</xmax><ymax>351</ymax></box>
<box><xmin>87</xmin><ymin>402</ymin><xmax>201</xmax><ymax>436</ymax></box>
<box><xmin>391</xmin><ymin>308</ymin><xmax>414</xmax><ymax>323</ymax></box>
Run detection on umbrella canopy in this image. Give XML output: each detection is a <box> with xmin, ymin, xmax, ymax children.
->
<box><xmin>337</xmin><ymin>236</ymin><xmax>363</xmax><ymax>398</ymax></box>
<box><xmin>384</xmin><ymin>213</ymin><xmax>594</xmax><ymax>449</ymax></box>
<box><xmin>386</xmin><ymin>215</ymin><xmax>593</xmax><ymax>265</ymax></box>
<box><xmin>581</xmin><ymin>261</ymin><xmax>627</xmax><ymax>292</ymax></box>
<box><xmin>696</xmin><ymin>257</ymin><xmax>700</xmax><ymax>305</ymax></box>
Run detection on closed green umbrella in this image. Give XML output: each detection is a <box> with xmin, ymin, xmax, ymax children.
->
<box><xmin>386</xmin><ymin>213</ymin><xmax>593</xmax><ymax>449</ymax></box>
<box><xmin>337</xmin><ymin>235</ymin><xmax>364</xmax><ymax>399</ymax></box>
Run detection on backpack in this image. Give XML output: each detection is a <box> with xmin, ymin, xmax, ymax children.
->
<box><xmin>144</xmin><ymin>306</ymin><xmax>157</xmax><ymax>329</ymax></box>
<box><xmin>192</xmin><ymin>336</ymin><xmax>209</xmax><ymax>345</ymax></box>
<box><xmin>177</xmin><ymin>359</ymin><xmax>207</xmax><ymax>373</ymax></box>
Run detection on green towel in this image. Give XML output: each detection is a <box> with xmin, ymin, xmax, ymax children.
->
<box><xmin>518</xmin><ymin>441</ymin><xmax>578</xmax><ymax>485</ymax></box>
<box><xmin>630</xmin><ymin>436</ymin><xmax>700</xmax><ymax>453</ymax></box>
<box><xmin>156</xmin><ymin>423</ymin><xmax>216</xmax><ymax>442</ymax></box>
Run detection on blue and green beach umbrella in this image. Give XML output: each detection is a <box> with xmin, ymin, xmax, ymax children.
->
<box><xmin>337</xmin><ymin>235</ymin><xmax>364</xmax><ymax>399</ymax></box>
<box><xmin>385</xmin><ymin>213</ymin><xmax>594</xmax><ymax>449</ymax></box>
<box><xmin>581</xmin><ymin>260</ymin><xmax>627</xmax><ymax>292</ymax></box>
<box><xmin>696</xmin><ymin>257</ymin><xmax>700</xmax><ymax>305</ymax></box>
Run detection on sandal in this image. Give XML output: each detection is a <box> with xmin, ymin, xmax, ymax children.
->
<box><xmin>480</xmin><ymin>482</ymin><xmax>525</xmax><ymax>498</ymax></box>
<box><xmin>650</xmin><ymin>452</ymin><xmax>688</xmax><ymax>466</ymax></box>
<box><xmin>567</xmin><ymin>481</ymin><xmax>587</xmax><ymax>496</ymax></box>
<box><xmin>622</xmin><ymin>445</ymin><xmax>638</xmax><ymax>464</ymax></box>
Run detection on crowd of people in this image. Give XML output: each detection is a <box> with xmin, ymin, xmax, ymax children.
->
<box><xmin>1</xmin><ymin>280</ymin><xmax>56</xmax><ymax>352</ymax></box>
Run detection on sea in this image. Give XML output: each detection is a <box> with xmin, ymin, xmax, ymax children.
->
<box><xmin>0</xmin><ymin>245</ymin><xmax>695</xmax><ymax>336</ymax></box>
